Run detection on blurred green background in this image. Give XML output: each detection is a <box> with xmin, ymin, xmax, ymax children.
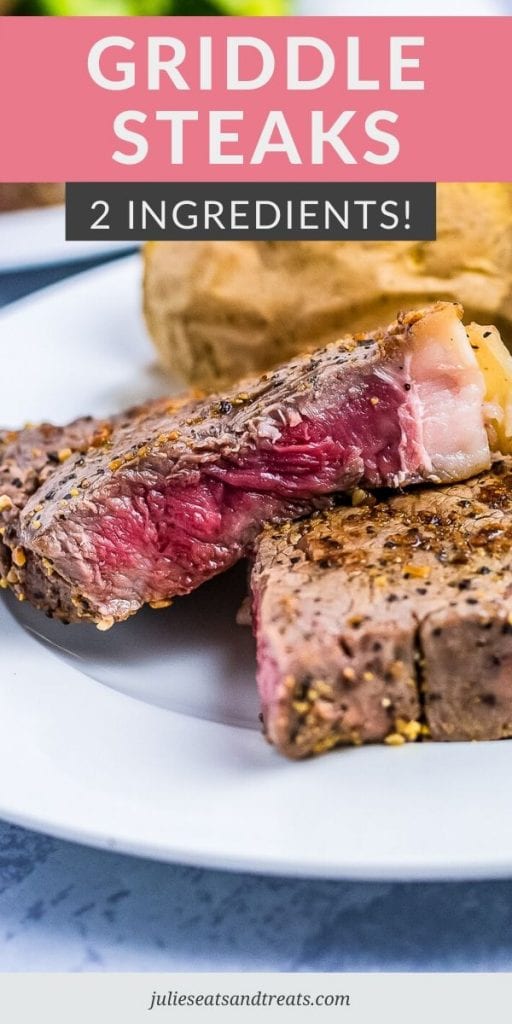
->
<box><xmin>4</xmin><ymin>0</ymin><xmax>288</xmax><ymax>13</ymax></box>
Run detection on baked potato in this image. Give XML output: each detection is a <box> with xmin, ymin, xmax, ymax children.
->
<box><xmin>143</xmin><ymin>184</ymin><xmax>512</xmax><ymax>391</ymax></box>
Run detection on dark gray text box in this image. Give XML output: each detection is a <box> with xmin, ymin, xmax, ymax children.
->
<box><xmin>66</xmin><ymin>182</ymin><xmax>436</xmax><ymax>242</ymax></box>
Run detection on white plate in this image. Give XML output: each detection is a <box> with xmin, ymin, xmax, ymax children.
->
<box><xmin>0</xmin><ymin>205</ymin><xmax>136</xmax><ymax>272</ymax></box>
<box><xmin>2</xmin><ymin>255</ymin><xmax>512</xmax><ymax>882</ymax></box>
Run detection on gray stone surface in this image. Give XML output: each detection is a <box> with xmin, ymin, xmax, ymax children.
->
<box><xmin>1</xmin><ymin>819</ymin><xmax>512</xmax><ymax>972</ymax></box>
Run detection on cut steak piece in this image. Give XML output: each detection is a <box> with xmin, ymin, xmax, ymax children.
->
<box><xmin>1</xmin><ymin>302</ymin><xmax>495</xmax><ymax>625</ymax></box>
<box><xmin>0</xmin><ymin>395</ymin><xmax>189</xmax><ymax>619</ymax></box>
<box><xmin>0</xmin><ymin>415</ymin><xmax>109</xmax><ymax>613</ymax></box>
<box><xmin>251</xmin><ymin>457</ymin><xmax>512</xmax><ymax>758</ymax></box>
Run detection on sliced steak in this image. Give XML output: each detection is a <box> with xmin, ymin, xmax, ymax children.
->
<box><xmin>0</xmin><ymin>396</ymin><xmax>189</xmax><ymax>619</ymax></box>
<box><xmin>251</xmin><ymin>457</ymin><xmax>512</xmax><ymax>758</ymax></box>
<box><xmin>0</xmin><ymin>416</ymin><xmax>110</xmax><ymax>616</ymax></box>
<box><xmin>4</xmin><ymin>302</ymin><xmax>493</xmax><ymax>625</ymax></box>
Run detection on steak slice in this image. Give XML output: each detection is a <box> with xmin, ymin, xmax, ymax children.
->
<box><xmin>4</xmin><ymin>302</ymin><xmax>493</xmax><ymax>625</ymax></box>
<box><xmin>251</xmin><ymin>457</ymin><xmax>512</xmax><ymax>758</ymax></box>
<box><xmin>0</xmin><ymin>416</ymin><xmax>110</xmax><ymax>617</ymax></box>
<box><xmin>0</xmin><ymin>396</ymin><xmax>190</xmax><ymax>620</ymax></box>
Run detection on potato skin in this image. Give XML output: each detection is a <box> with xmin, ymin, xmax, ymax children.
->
<box><xmin>0</xmin><ymin>184</ymin><xmax>65</xmax><ymax>213</ymax></box>
<box><xmin>143</xmin><ymin>184</ymin><xmax>512</xmax><ymax>391</ymax></box>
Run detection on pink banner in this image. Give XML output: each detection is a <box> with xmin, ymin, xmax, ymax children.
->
<box><xmin>0</xmin><ymin>16</ymin><xmax>509</xmax><ymax>182</ymax></box>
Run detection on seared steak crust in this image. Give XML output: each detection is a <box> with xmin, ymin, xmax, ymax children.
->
<box><xmin>0</xmin><ymin>416</ymin><xmax>109</xmax><ymax>617</ymax></box>
<box><xmin>252</xmin><ymin>458</ymin><xmax>512</xmax><ymax>758</ymax></box>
